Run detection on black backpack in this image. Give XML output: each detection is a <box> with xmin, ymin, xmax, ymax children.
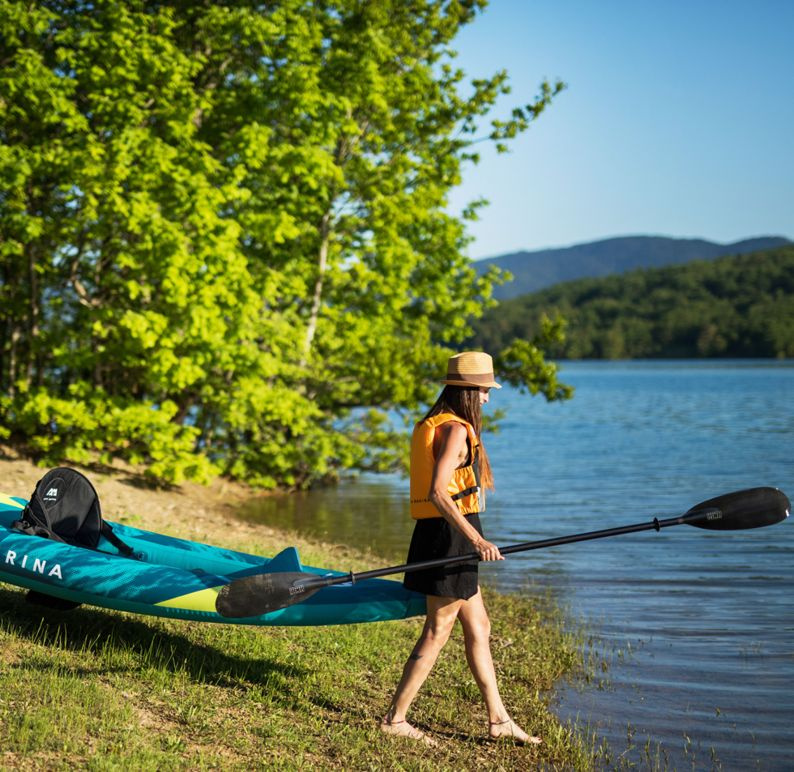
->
<box><xmin>12</xmin><ymin>467</ymin><xmax>136</xmax><ymax>558</ymax></box>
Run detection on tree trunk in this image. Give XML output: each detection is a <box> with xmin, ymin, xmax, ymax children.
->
<box><xmin>25</xmin><ymin>244</ymin><xmax>40</xmax><ymax>389</ymax></box>
<box><xmin>300</xmin><ymin>211</ymin><xmax>332</xmax><ymax>368</ymax></box>
<box><xmin>7</xmin><ymin>325</ymin><xmax>21</xmax><ymax>399</ymax></box>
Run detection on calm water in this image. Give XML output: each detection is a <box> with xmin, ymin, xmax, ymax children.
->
<box><xmin>239</xmin><ymin>360</ymin><xmax>794</xmax><ymax>770</ymax></box>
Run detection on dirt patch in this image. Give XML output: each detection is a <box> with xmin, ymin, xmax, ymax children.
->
<box><xmin>0</xmin><ymin>445</ymin><xmax>276</xmax><ymax>546</ymax></box>
<box><xmin>0</xmin><ymin>446</ymin><xmax>366</xmax><ymax>563</ymax></box>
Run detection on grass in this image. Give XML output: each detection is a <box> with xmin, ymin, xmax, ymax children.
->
<box><xmin>0</xmin><ymin>457</ymin><xmax>604</xmax><ymax>769</ymax></box>
<box><xmin>0</xmin><ymin>570</ymin><xmax>600</xmax><ymax>770</ymax></box>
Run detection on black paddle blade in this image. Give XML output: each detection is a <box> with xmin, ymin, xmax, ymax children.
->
<box><xmin>215</xmin><ymin>571</ymin><xmax>326</xmax><ymax>618</ymax></box>
<box><xmin>682</xmin><ymin>487</ymin><xmax>790</xmax><ymax>530</ymax></box>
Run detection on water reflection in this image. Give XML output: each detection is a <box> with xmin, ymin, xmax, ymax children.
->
<box><xmin>236</xmin><ymin>473</ymin><xmax>415</xmax><ymax>563</ymax></box>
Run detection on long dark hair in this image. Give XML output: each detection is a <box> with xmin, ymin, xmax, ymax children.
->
<box><xmin>422</xmin><ymin>386</ymin><xmax>494</xmax><ymax>490</ymax></box>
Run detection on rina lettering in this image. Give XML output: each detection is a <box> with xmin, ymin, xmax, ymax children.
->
<box><xmin>3</xmin><ymin>549</ymin><xmax>63</xmax><ymax>580</ymax></box>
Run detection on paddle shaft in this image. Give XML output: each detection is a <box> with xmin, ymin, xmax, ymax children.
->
<box><xmin>215</xmin><ymin>488</ymin><xmax>789</xmax><ymax>617</ymax></box>
<box><xmin>312</xmin><ymin>510</ymin><xmax>707</xmax><ymax>590</ymax></box>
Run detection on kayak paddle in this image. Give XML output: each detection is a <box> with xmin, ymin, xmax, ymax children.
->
<box><xmin>215</xmin><ymin>486</ymin><xmax>790</xmax><ymax>618</ymax></box>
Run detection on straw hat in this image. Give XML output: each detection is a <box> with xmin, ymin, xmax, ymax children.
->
<box><xmin>442</xmin><ymin>351</ymin><xmax>501</xmax><ymax>389</ymax></box>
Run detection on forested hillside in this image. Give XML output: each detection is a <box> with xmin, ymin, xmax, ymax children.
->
<box><xmin>475</xmin><ymin>235</ymin><xmax>790</xmax><ymax>299</ymax></box>
<box><xmin>470</xmin><ymin>246</ymin><xmax>794</xmax><ymax>359</ymax></box>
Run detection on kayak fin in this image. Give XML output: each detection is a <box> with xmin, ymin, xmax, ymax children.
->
<box><xmin>265</xmin><ymin>546</ymin><xmax>303</xmax><ymax>573</ymax></box>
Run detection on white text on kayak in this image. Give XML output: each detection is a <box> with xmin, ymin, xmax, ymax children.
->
<box><xmin>3</xmin><ymin>550</ymin><xmax>63</xmax><ymax>579</ymax></box>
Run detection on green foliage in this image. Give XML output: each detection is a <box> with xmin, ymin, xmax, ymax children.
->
<box><xmin>472</xmin><ymin>247</ymin><xmax>794</xmax><ymax>360</ymax></box>
<box><xmin>494</xmin><ymin>315</ymin><xmax>574</xmax><ymax>399</ymax></box>
<box><xmin>0</xmin><ymin>0</ymin><xmax>567</xmax><ymax>487</ymax></box>
<box><xmin>1</xmin><ymin>386</ymin><xmax>216</xmax><ymax>483</ymax></box>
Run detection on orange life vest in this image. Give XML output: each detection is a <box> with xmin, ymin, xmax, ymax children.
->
<box><xmin>409</xmin><ymin>412</ymin><xmax>482</xmax><ymax>519</ymax></box>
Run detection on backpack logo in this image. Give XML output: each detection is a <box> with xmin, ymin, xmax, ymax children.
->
<box><xmin>45</xmin><ymin>488</ymin><xmax>59</xmax><ymax>498</ymax></box>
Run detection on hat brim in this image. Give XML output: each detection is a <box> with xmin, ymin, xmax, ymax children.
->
<box><xmin>442</xmin><ymin>378</ymin><xmax>501</xmax><ymax>389</ymax></box>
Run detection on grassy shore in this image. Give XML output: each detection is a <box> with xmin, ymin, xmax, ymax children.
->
<box><xmin>0</xmin><ymin>452</ymin><xmax>599</xmax><ymax>770</ymax></box>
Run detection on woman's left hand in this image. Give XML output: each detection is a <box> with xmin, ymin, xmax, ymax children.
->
<box><xmin>475</xmin><ymin>539</ymin><xmax>504</xmax><ymax>562</ymax></box>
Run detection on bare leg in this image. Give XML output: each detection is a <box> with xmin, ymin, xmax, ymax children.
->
<box><xmin>381</xmin><ymin>595</ymin><xmax>462</xmax><ymax>745</ymax></box>
<box><xmin>457</xmin><ymin>588</ymin><xmax>541</xmax><ymax>744</ymax></box>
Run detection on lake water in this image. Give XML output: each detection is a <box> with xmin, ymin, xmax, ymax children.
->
<box><xmin>238</xmin><ymin>360</ymin><xmax>794</xmax><ymax>770</ymax></box>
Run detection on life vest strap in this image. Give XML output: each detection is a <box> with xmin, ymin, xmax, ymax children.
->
<box><xmin>451</xmin><ymin>486</ymin><xmax>480</xmax><ymax>502</ymax></box>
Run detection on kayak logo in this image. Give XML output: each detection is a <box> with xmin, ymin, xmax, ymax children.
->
<box><xmin>3</xmin><ymin>549</ymin><xmax>63</xmax><ymax>579</ymax></box>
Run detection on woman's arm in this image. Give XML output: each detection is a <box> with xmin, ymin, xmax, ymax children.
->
<box><xmin>428</xmin><ymin>422</ymin><xmax>503</xmax><ymax>562</ymax></box>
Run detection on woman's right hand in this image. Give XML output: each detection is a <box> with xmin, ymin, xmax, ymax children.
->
<box><xmin>475</xmin><ymin>539</ymin><xmax>504</xmax><ymax>562</ymax></box>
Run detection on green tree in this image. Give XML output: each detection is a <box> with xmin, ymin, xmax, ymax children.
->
<box><xmin>1</xmin><ymin>0</ymin><xmax>568</xmax><ymax>487</ymax></box>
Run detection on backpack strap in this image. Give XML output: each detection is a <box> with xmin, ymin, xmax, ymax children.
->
<box><xmin>100</xmin><ymin>521</ymin><xmax>137</xmax><ymax>559</ymax></box>
<box><xmin>11</xmin><ymin>515</ymin><xmax>65</xmax><ymax>542</ymax></box>
<box><xmin>14</xmin><ymin>514</ymin><xmax>139</xmax><ymax>559</ymax></box>
<box><xmin>12</xmin><ymin>481</ymin><xmax>67</xmax><ymax>542</ymax></box>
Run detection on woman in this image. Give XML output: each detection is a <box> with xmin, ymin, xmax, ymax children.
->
<box><xmin>381</xmin><ymin>351</ymin><xmax>541</xmax><ymax>746</ymax></box>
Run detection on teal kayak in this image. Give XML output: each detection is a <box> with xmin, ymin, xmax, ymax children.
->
<box><xmin>0</xmin><ymin>493</ymin><xmax>426</xmax><ymax>626</ymax></box>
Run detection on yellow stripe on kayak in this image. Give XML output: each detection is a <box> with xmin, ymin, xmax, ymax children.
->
<box><xmin>155</xmin><ymin>586</ymin><xmax>223</xmax><ymax>613</ymax></box>
<box><xmin>0</xmin><ymin>493</ymin><xmax>25</xmax><ymax>510</ymax></box>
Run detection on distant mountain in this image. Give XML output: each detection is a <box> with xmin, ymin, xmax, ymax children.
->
<box><xmin>475</xmin><ymin>235</ymin><xmax>792</xmax><ymax>300</ymax></box>
<box><xmin>470</xmin><ymin>245</ymin><xmax>794</xmax><ymax>360</ymax></box>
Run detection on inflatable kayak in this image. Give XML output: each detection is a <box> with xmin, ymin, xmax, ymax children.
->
<box><xmin>0</xmin><ymin>493</ymin><xmax>427</xmax><ymax>626</ymax></box>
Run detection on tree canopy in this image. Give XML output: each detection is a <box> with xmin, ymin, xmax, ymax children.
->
<box><xmin>471</xmin><ymin>246</ymin><xmax>794</xmax><ymax>360</ymax></box>
<box><xmin>1</xmin><ymin>0</ymin><xmax>568</xmax><ymax>487</ymax></box>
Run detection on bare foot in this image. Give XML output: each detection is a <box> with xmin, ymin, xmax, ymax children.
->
<box><xmin>488</xmin><ymin>718</ymin><xmax>542</xmax><ymax>745</ymax></box>
<box><xmin>381</xmin><ymin>718</ymin><xmax>438</xmax><ymax>747</ymax></box>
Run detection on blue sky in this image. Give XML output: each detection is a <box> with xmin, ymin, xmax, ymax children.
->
<box><xmin>447</xmin><ymin>1</ymin><xmax>794</xmax><ymax>258</ymax></box>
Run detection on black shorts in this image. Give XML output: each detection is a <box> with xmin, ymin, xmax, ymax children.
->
<box><xmin>402</xmin><ymin>513</ymin><xmax>483</xmax><ymax>600</ymax></box>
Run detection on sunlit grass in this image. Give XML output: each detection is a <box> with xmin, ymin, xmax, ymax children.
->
<box><xmin>0</xmin><ymin>571</ymin><xmax>603</xmax><ymax>769</ymax></box>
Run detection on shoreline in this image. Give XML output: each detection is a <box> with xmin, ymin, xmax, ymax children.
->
<box><xmin>0</xmin><ymin>449</ymin><xmax>597</xmax><ymax>768</ymax></box>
